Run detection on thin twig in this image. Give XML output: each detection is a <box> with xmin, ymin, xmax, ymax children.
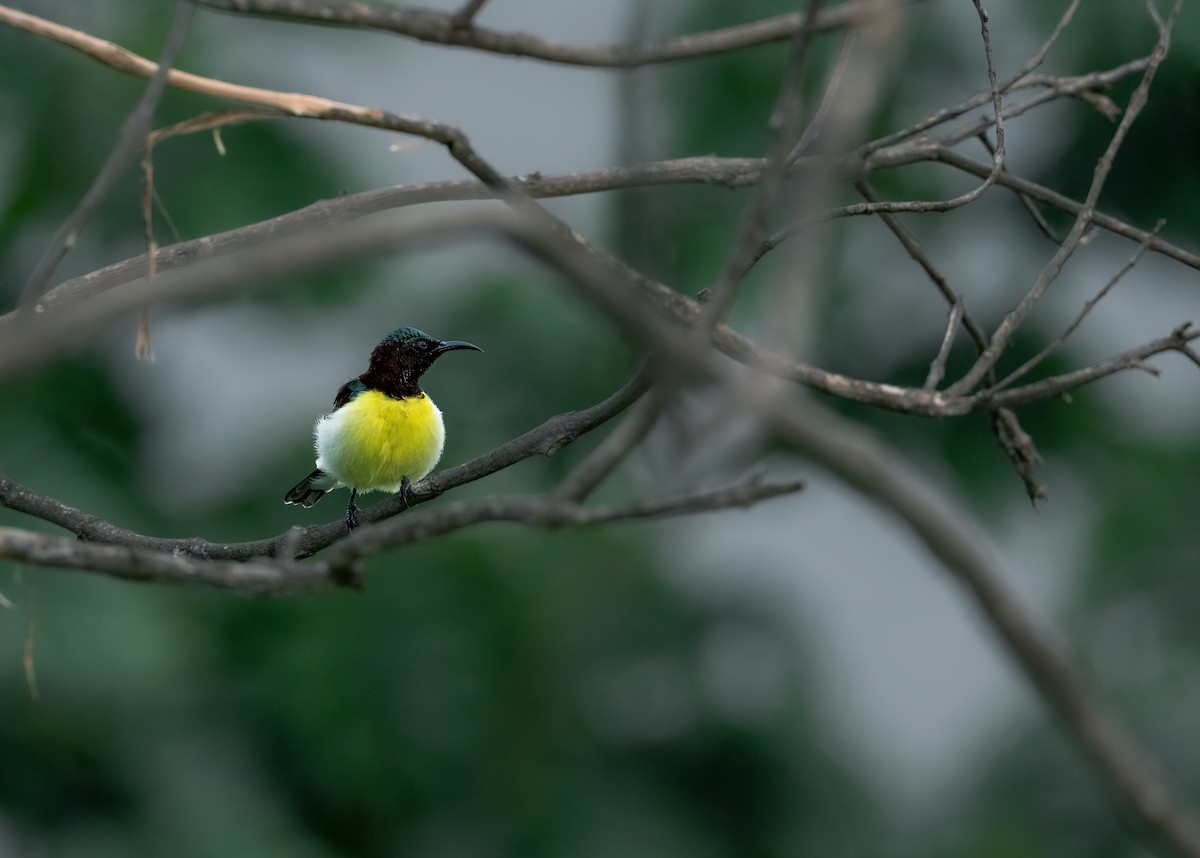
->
<box><xmin>854</xmin><ymin>178</ymin><xmax>989</xmax><ymax>353</ymax></box>
<box><xmin>137</xmin><ymin>107</ymin><xmax>284</xmax><ymax>359</ymax></box>
<box><xmin>552</xmin><ymin>374</ymin><xmax>668</xmax><ymax>503</ymax></box>
<box><xmin>18</xmin><ymin>1</ymin><xmax>195</xmax><ymax>306</ymax></box>
<box><xmin>977</xmin><ymin>131</ymin><xmax>1062</xmax><ymax>244</ymax></box>
<box><xmin>451</xmin><ymin>0</ymin><xmax>489</xmax><ymax>28</ymax></box>
<box><xmin>780</xmin><ymin>0</ymin><xmax>1004</xmax><ymax>234</ymax></box>
<box><xmin>856</xmin><ymin>177</ymin><xmax>1045</xmax><ymax>495</ymax></box>
<box><xmin>786</xmin><ymin>25</ymin><xmax>859</xmax><ymax>163</ymax></box>
<box><xmin>934</xmin><ymin>146</ymin><xmax>1199</xmax><ymax>269</ymax></box>
<box><xmin>946</xmin><ymin>1</ymin><xmax>1182</xmax><ymax>396</ymax></box>
<box><xmin>0</xmin><ymin>5</ymin><xmax>509</xmax><ymax>193</ymax></box>
<box><xmin>988</xmin><ymin>219</ymin><xmax>1167</xmax><ymax>395</ymax></box>
<box><xmin>924</xmin><ymin>298</ymin><xmax>965</xmax><ymax>390</ymax></box>
<box><xmin>701</xmin><ymin>0</ymin><xmax>826</xmax><ymax>329</ymax></box>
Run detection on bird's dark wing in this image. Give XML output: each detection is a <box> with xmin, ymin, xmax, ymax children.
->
<box><xmin>333</xmin><ymin>377</ymin><xmax>368</xmax><ymax>410</ymax></box>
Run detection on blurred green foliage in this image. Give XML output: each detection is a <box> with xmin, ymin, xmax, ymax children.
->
<box><xmin>2</xmin><ymin>1</ymin><xmax>1200</xmax><ymax>856</ymax></box>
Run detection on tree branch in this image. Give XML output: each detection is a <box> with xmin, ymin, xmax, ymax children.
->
<box><xmin>757</xmin><ymin>395</ymin><xmax>1200</xmax><ymax>858</ymax></box>
<box><xmin>0</xmin><ymin>477</ymin><xmax>805</xmax><ymax>592</ymax></box>
<box><xmin>323</xmin><ymin>474</ymin><xmax>805</xmax><ymax>573</ymax></box>
<box><xmin>18</xmin><ymin>1</ymin><xmax>196</xmax><ymax>306</ymax></box>
<box><xmin>946</xmin><ymin>0</ymin><xmax>1182</xmax><ymax>396</ymax></box>
<box><xmin>189</xmin><ymin>0</ymin><xmax>921</xmax><ymax>67</ymax></box>
<box><xmin>0</xmin><ymin>526</ymin><xmax>329</xmax><ymax>593</ymax></box>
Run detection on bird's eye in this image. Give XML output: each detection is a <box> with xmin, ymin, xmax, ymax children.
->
<box><xmin>416</xmin><ymin>340</ymin><xmax>430</xmax><ymax>350</ymax></box>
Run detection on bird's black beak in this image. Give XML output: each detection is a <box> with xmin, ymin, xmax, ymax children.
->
<box><xmin>434</xmin><ymin>339</ymin><xmax>483</xmax><ymax>355</ymax></box>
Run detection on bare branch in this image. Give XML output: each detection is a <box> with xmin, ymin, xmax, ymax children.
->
<box><xmin>862</xmin><ymin>50</ymin><xmax>1150</xmax><ymax>162</ymax></box>
<box><xmin>187</xmin><ymin>0</ymin><xmax>922</xmax><ymax>67</ymax></box>
<box><xmin>0</xmin><ymin>477</ymin><xmax>804</xmax><ymax>592</ymax></box>
<box><xmin>552</xmin><ymin>380</ymin><xmax>666</xmax><ymax>503</ymax></box>
<box><xmin>989</xmin><ymin>219</ymin><xmax>1167</xmax><ymax>395</ymax></box>
<box><xmin>0</xmin><ymin>526</ymin><xmax>333</xmax><ymax>593</ymax></box>
<box><xmin>935</xmin><ymin>147</ymin><xmax>1199</xmax><ymax>271</ymax></box>
<box><xmin>485</xmin><ymin>202</ymin><xmax>1200</xmax><ymax>856</ymax></box>
<box><xmin>855</xmin><ymin>178</ymin><xmax>990</xmax><ymax>353</ymax></box>
<box><xmin>757</xmin><ymin>396</ymin><xmax>1200</xmax><ymax>858</ymax></box>
<box><xmin>983</xmin><ymin>323</ymin><xmax>1200</xmax><ymax>410</ymax></box>
<box><xmin>701</xmin><ymin>0</ymin><xmax>826</xmax><ymax>326</ymax></box>
<box><xmin>947</xmin><ymin>1</ymin><xmax>1182</xmax><ymax>396</ymax></box>
<box><xmin>924</xmin><ymin>298</ymin><xmax>965</xmax><ymax>391</ymax></box>
<box><xmin>786</xmin><ymin>24</ymin><xmax>859</xmax><ymax>163</ymax></box>
<box><xmin>0</xmin><ymin>4</ymin><xmax>516</xmax><ymax>195</ymax></box>
<box><xmin>991</xmin><ymin>406</ymin><xmax>1047</xmax><ymax>503</ymax></box>
<box><xmin>17</xmin><ymin>1</ymin><xmax>195</xmax><ymax>306</ymax></box>
<box><xmin>450</xmin><ymin>0</ymin><xmax>489</xmax><ymax>28</ymax></box>
<box><xmin>324</xmin><ymin>474</ymin><xmax>805</xmax><ymax>573</ymax></box>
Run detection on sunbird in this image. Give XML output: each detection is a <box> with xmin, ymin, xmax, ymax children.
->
<box><xmin>284</xmin><ymin>326</ymin><xmax>482</xmax><ymax>530</ymax></box>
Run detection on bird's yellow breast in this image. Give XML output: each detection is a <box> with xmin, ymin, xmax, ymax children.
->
<box><xmin>314</xmin><ymin>390</ymin><xmax>446</xmax><ymax>493</ymax></box>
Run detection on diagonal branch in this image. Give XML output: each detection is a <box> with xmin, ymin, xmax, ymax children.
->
<box><xmin>18</xmin><ymin>1</ymin><xmax>195</xmax><ymax>306</ymax></box>
<box><xmin>701</xmin><ymin>0</ymin><xmax>826</xmax><ymax>327</ymax></box>
<box><xmin>0</xmin><ymin>4</ymin><xmax>513</xmax><ymax>193</ymax></box>
<box><xmin>323</xmin><ymin>474</ymin><xmax>805</xmax><ymax>573</ymax></box>
<box><xmin>987</xmin><ymin>219</ymin><xmax>1167</xmax><ymax>395</ymax></box>
<box><xmin>759</xmin><ymin>395</ymin><xmax>1200</xmax><ymax>858</ymax></box>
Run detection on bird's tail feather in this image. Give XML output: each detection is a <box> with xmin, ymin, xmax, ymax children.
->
<box><xmin>284</xmin><ymin>468</ymin><xmax>334</xmax><ymax>508</ymax></box>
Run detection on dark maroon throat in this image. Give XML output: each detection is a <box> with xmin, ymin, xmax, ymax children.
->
<box><xmin>361</xmin><ymin>365</ymin><xmax>423</xmax><ymax>399</ymax></box>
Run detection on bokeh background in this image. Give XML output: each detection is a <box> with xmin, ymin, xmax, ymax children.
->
<box><xmin>2</xmin><ymin>0</ymin><xmax>1199</xmax><ymax>855</ymax></box>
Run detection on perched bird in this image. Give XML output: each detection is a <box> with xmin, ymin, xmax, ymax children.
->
<box><xmin>284</xmin><ymin>326</ymin><xmax>482</xmax><ymax>530</ymax></box>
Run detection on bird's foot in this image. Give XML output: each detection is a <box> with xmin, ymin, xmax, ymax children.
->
<box><xmin>399</xmin><ymin>476</ymin><xmax>414</xmax><ymax>509</ymax></box>
<box><xmin>345</xmin><ymin>489</ymin><xmax>360</xmax><ymax>531</ymax></box>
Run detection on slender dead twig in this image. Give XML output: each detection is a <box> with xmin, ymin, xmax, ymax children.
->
<box><xmin>988</xmin><ymin>219</ymin><xmax>1167</xmax><ymax>395</ymax></box>
<box><xmin>947</xmin><ymin>0</ymin><xmax>1182</xmax><ymax>397</ymax></box>
<box><xmin>786</xmin><ymin>24</ymin><xmax>859</xmax><ymax>163</ymax></box>
<box><xmin>701</xmin><ymin>0</ymin><xmax>826</xmax><ymax>328</ymax></box>
<box><xmin>935</xmin><ymin>147</ymin><xmax>1200</xmax><ymax>270</ymax></box>
<box><xmin>137</xmin><ymin>107</ymin><xmax>284</xmax><ymax>359</ymax></box>
<box><xmin>552</xmin><ymin>379</ymin><xmax>668</xmax><ymax>503</ymax></box>
<box><xmin>753</xmin><ymin>0</ymin><xmax>1010</xmax><ymax>262</ymax></box>
<box><xmin>18</xmin><ymin>1</ymin><xmax>195</xmax><ymax>306</ymax></box>
<box><xmin>450</xmin><ymin>0</ymin><xmax>489</xmax><ymax>28</ymax></box>
<box><xmin>924</xmin><ymin>298</ymin><xmax>965</xmax><ymax>391</ymax></box>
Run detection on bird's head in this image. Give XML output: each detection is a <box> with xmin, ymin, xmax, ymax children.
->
<box><xmin>368</xmin><ymin>327</ymin><xmax>482</xmax><ymax>382</ymax></box>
